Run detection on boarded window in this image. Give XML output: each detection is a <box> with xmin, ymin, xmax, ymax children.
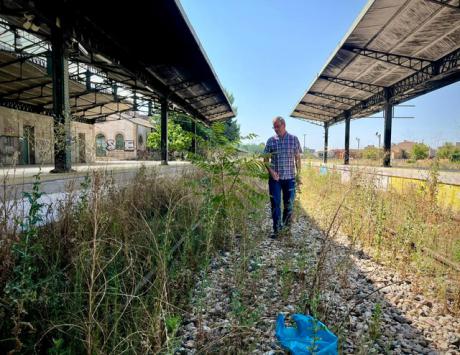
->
<box><xmin>115</xmin><ymin>134</ymin><xmax>124</xmax><ymax>150</ymax></box>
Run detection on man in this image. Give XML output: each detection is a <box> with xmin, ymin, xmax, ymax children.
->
<box><xmin>264</xmin><ymin>116</ymin><xmax>302</xmax><ymax>238</ymax></box>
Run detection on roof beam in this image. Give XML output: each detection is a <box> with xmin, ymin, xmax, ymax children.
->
<box><xmin>296</xmin><ymin>117</ymin><xmax>326</xmax><ymax>127</ymax></box>
<box><xmin>299</xmin><ymin>102</ymin><xmax>344</xmax><ymax>115</ymax></box>
<box><xmin>0</xmin><ymin>75</ymin><xmax>47</xmax><ymax>85</ymax></box>
<box><xmin>342</xmin><ymin>45</ymin><xmax>433</xmax><ymax>72</ymax></box>
<box><xmin>71</xmin><ymin>100</ymin><xmax>113</xmax><ymax>114</ymax></box>
<box><xmin>349</xmin><ymin>90</ymin><xmax>386</xmax><ymax>117</ymax></box>
<box><xmin>308</xmin><ymin>91</ymin><xmax>359</xmax><ymax>106</ymax></box>
<box><xmin>198</xmin><ymin>102</ymin><xmax>226</xmax><ymax>113</ymax></box>
<box><xmin>170</xmin><ymin>80</ymin><xmax>201</xmax><ymax>92</ymax></box>
<box><xmin>424</xmin><ymin>0</ymin><xmax>460</xmax><ymax>9</ymax></box>
<box><xmin>293</xmin><ymin>108</ymin><xmax>337</xmax><ymax>120</ymax></box>
<box><xmin>0</xmin><ymin>98</ymin><xmax>52</xmax><ymax>115</ymax></box>
<box><xmin>187</xmin><ymin>92</ymin><xmax>217</xmax><ymax>104</ymax></box>
<box><xmin>0</xmin><ymin>80</ymin><xmax>51</xmax><ymax>99</ymax></box>
<box><xmin>0</xmin><ymin>73</ymin><xmax>80</xmax><ymax>99</ymax></box>
<box><xmin>320</xmin><ymin>75</ymin><xmax>383</xmax><ymax>94</ymax></box>
<box><xmin>207</xmin><ymin>110</ymin><xmax>231</xmax><ymax>120</ymax></box>
<box><xmin>86</xmin><ymin>107</ymin><xmax>133</xmax><ymax>122</ymax></box>
<box><xmin>338</xmin><ymin>46</ymin><xmax>460</xmax><ymax>123</ymax></box>
<box><xmin>0</xmin><ymin>51</ymin><xmax>49</xmax><ymax>70</ymax></box>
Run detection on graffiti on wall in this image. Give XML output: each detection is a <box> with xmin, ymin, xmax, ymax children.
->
<box><xmin>106</xmin><ymin>139</ymin><xmax>115</xmax><ymax>151</ymax></box>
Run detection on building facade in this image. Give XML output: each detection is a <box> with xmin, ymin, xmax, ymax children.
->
<box><xmin>0</xmin><ymin>106</ymin><xmax>153</xmax><ymax>165</ymax></box>
<box><xmin>93</xmin><ymin>113</ymin><xmax>154</xmax><ymax>160</ymax></box>
<box><xmin>0</xmin><ymin>106</ymin><xmax>95</xmax><ymax>165</ymax></box>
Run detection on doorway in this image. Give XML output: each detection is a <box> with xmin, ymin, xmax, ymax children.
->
<box><xmin>20</xmin><ymin>125</ymin><xmax>35</xmax><ymax>165</ymax></box>
<box><xmin>95</xmin><ymin>134</ymin><xmax>106</xmax><ymax>157</ymax></box>
<box><xmin>78</xmin><ymin>133</ymin><xmax>86</xmax><ymax>163</ymax></box>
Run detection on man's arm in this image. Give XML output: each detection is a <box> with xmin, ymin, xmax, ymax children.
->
<box><xmin>295</xmin><ymin>137</ymin><xmax>302</xmax><ymax>185</ymax></box>
<box><xmin>295</xmin><ymin>153</ymin><xmax>302</xmax><ymax>177</ymax></box>
<box><xmin>263</xmin><ymin>139</ymin><xmax>279</xmax><ymax>181</ymax></box>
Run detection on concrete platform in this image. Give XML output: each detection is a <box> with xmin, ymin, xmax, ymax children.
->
<box><xmin>308</xmin><ymin>161</ymin><xmax>460</xmax><ymax>212</ymax></box>
<box><xmin>1</xmin><ymin>160</ymin><xmax>190</xmax><ymax>187</ymax></box>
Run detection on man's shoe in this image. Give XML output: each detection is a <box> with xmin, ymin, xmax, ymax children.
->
<box><xmin>270</xmin><ymin>231</ymin><xmax>279</xmax><ymax>239</ymax></box>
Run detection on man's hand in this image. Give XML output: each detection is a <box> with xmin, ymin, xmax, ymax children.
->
<box><xmin>296</xmin><ymin>175</ymin><xmax>302</xmax><ymax>191</ymax></box>
<box><xmin>270</xmin><ymin>170</ymin><xmax>279</xmax><ymax>181</ymax></box>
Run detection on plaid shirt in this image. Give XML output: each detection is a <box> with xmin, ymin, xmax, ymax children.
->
<box><xmin>264</xmin><ymin>132</ymin><xmax>302</xmax><ymax>180</ymax></box>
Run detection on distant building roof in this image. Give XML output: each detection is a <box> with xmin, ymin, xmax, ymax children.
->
<box><xmin>392</xmin><ymin>140</ymin><xmax>416</xmax><ymax>152</ymax></box>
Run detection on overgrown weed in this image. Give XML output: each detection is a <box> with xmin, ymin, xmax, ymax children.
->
<box><xmin>0</xmin><ymin>154</ymin><xmax>266</xmax><ymax>354</ymax></box>
<box><xmin>299</xmin><ymin>164</ymin><xmax>460</xmax><ymax>315</ymax></box>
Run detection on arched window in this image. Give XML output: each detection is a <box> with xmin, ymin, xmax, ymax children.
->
<box><xmin>115</xmin><ymin>134</ymin><xmax>125</xmax><ymax>150</ymax></box>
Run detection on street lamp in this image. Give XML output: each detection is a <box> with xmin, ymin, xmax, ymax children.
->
<box><xmin>303</xmin><ymin>133</ymin><xmax>307</xmax><ymax>152</ymax></box>
<box><xmin>375</xmin><ymin>132</ymin><xmax>381</xmax><ymax>148</ymax></box>
<box><xmin>355</xmin><ymin>137</ymin><xmax>360</xmax><ymax>150</ymax></box>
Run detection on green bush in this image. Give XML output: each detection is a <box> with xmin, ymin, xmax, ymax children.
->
<box><xmin>362</xmin><ymin>146</ymin><xmax>380</xmax><ymax>160</ymax></box>
<box><xmin>451</xmin><ymin>152</ymin><xmax>460</xmax><ymax>162</ymax></box>
<box><xmin>411</xmin><ymin>143</ymin><xmax>429</xmax><ymax>160</ymax></box>
<box><xmin>437</xmin><ymin>142</ymin><xmax>459</xmax><ymax>159</ymax></box>
<box><xmin>147</xmin><ymin>118</ymin><xmax>192</xmax><ymax>154</ymax></box>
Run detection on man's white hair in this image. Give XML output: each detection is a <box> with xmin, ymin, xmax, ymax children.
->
<box><xmin>272</xmin><ymin>116</ymin><xmax>286</xmax><ymax>125</ymax></box>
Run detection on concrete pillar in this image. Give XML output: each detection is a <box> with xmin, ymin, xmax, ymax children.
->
<box><xmin>344</xmin><ymin>111</ymin><xmax>351</xmax><ymax>165</ymax></box>
<box><xmin>50</xmin><ymin>22</ymin><xmax>72</xmax><ymax>173</ymax></box>
<box><xmin>383</xmin><ymin>89</ymin><xmax>393</xmax><ymax>167</ymax></box>
<box><xmin>160</xmin><ymin>97</ymin><xmax>168</xmax><ymax>165</ymax></box>
<box><xmin>323</xmin><ymin>122</ymin><xmax>329</xmax><ymax>164</ymax></box>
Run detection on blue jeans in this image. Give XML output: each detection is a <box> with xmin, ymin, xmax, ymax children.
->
<box><xmin>269</xmin><ymin>178</ymin><xmax>296</xmax><ymax>233</ymax></box>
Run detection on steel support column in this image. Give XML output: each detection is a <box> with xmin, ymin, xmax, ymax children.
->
<box><xmin>191</xmin><ymin>119</ymin><xmax>197</xmax><ymax>154</ymax></box>
<box><xmin>344</xmin><ymin>111</ymin><xmax>351</xmax><ymax>165</ymax></box>
<box><xmin>383</xmin><ymin>89</ymin><xmax>393</xmax><ymax>167</ymax></box>
<box><xmin>160</xmin><ymin>97</ymin><xmax>168</xmax><ymax>165</ymax></box>
<box><xmin>323</xmin><ymin>122</ymin><xmax>329</xmax><ymax>164</ymax></box>
<box><xmin>148</xmin><ymin>100</ymin><xmax>152</xmax><ymax>116</ymax></box>
<box><xmin>50</xmin><ymin>23</ymin><xmax>72</xmax><ymax>173</ymax></box>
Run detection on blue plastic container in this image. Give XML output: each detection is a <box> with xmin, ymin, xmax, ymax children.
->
<box><xmin>319</xmin><ymin>166</ymin><xmax>328</xmax><ymax>176</ymax></box>
<box><xmin>276</xmin><ymin>314</ymin><xmax>338</xmax><ymax>355</ymax></box>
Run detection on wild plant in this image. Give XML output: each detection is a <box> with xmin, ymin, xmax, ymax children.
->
<box><xmin>3</xmin><ymin>172</ymin><xmax>44</xmax><ymax>352</ymax></box>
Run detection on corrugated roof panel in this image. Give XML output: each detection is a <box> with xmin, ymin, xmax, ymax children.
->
<box><xmin>291</xmin><ymin>0</ymin><xmax>460</xmax><ymax>125</ymax></box>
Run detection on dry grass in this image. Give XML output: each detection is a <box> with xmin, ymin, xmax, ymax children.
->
<box><xmin>298</xmin><ymin>165</ymin><xmax>460</xmax><ymax>314</ymax></box>
<box><xmin>316</xmin><ymin>157</ymin><xmax>460</xmax><ymax>171</ymax></box>
<box><xmin>0</xmin><ymin>164</ymin><xmax>265</xmax><ymax>354</ymax></box>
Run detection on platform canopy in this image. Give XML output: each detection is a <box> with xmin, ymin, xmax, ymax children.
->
<box><xmin>291</xmin><ymin>0</ymin><xmax>460</xmax><ymax>126</ymax></box>
<box><xmin>0</xmin><ymin>0</ymin><xmax>234</xmax><ymax>123</ymax></box>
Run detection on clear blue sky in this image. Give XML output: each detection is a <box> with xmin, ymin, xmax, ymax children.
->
<box><xmin>180</xmin><ymin>0</ymin><xmax>460</xmax><ymax>151</ymax></box>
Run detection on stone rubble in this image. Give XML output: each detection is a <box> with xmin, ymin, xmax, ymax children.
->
<box><xmin>175</xmin><ymin>208</ymin><xmax>460</xmax><ymax>354</ymax></box>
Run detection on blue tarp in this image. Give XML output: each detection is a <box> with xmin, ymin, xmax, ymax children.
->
<box><xmin>275</xmin><ymin>314</ymin><xmax>338</xmax><ymax>355</ymax></box>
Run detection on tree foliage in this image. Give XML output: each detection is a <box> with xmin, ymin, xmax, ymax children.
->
<box><xmin>437</xmin><ymin>142</ymin><xmax>460</xmax><ymax>160</ymax></box>
<box><xmin>147</xmin><ymin>116</ymin><xmax>192</xmax><ymax>153</ymax></box>
<box><xmin>411</xmin><ymin>143</ymin><xmax>429</xmax><ymax>160</ymax></box>
<box><xmin>222</xmin><ymin>89</ymin><xmax>240</xmax><ymax>143</ymax></box>
<box><xmin>362</xmin><ymin>146</ymin><xmax>380</xmax><ymax>160</ymax></box>
<box><xmin>146</xmin><ymin>88</ymin><xmax>240</xmax><ymax>157</ymax></box>
<box><xmin>238</xmin><ymin>143</ymin><xmax>266</xmax><ymax>154</ymax></box>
